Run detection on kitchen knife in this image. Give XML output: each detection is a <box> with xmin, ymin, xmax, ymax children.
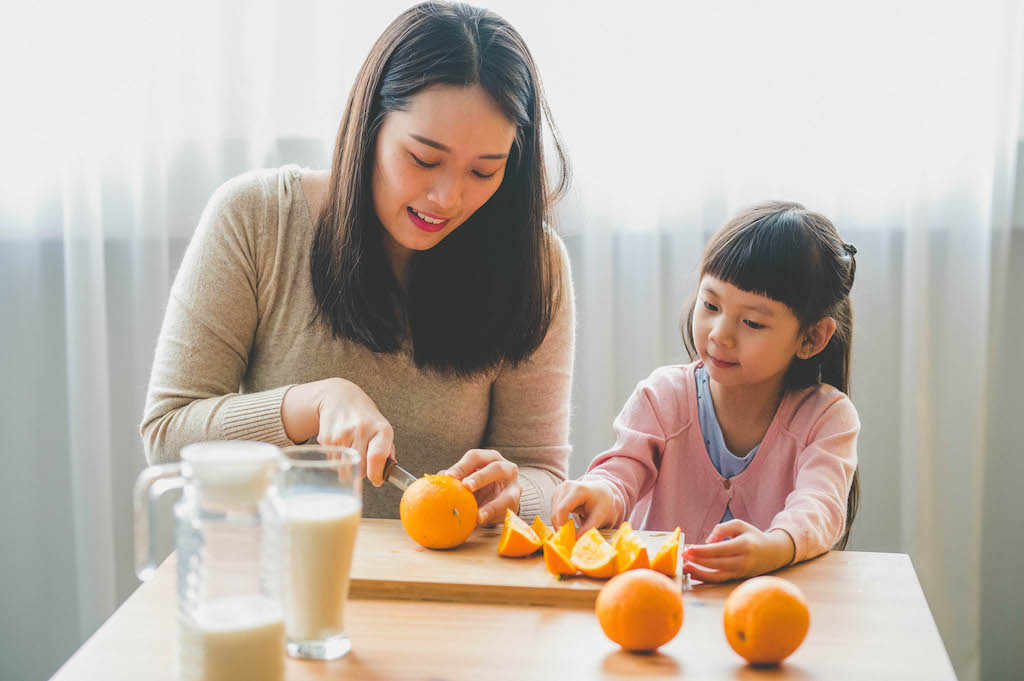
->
<box><xmin>382</xmin><ymin>458</ymin><xmax>418</xmax><ymax>492</ymax></box>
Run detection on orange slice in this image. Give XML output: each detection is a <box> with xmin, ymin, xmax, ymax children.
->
<box><xmin>543</xmin><ymin>520</ymin><xmax>578</xmax><ymax>576</ymax></box>
<box><xmin>497</xmin><ymin>509</ymin><xmax>542</xmax><ymax>557</ymax></box>
<box><xmin>651</xmin><ymin>527</ymin><xmax>681</xmax><ymax>577</ymax></box>
<box><xmin>571</xmin><ymin>528</ymin><xmax>619</xmax><ymax>579</ymax></box>
<box><xmin>531</xmin><ymin>516</ymin><xmax>553</xmax><ymax>544</ymax></box>
<box><xmin>610</xmin><ymin>521</ymin><xmax>634</xmax><ymax>550</ymax></box>
<box><xmin>615</xmin><ymin>530</ymin><xmax>650</xmax><ymax>572</ymax></box>
<box><xmin>543</xmin><ymin>539</ymin><xmax>575</xmax><ymax>576</ymax></box>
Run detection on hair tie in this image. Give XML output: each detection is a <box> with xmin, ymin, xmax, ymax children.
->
<box><xmin>843</xmin><ymin>242</ymin><xmax>857</xmax><ymax>257</ymax></box>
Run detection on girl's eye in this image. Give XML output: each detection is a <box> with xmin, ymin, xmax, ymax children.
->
<box><xmin>472</xmin><ymin>169</ymin><xmax>497</xmax><ymax>179</ymax></box>
<box><xmin>409</xmin><ymin>153</ymin><xmax>439</xmax><ymax>168</ymax></box>
<box><xmin>744</xmin><ymin>320</ymin><xmax>766</xmax><ymax>330</ymax></box>
<box><xmin>702</xmin><ymin>300</ymin><xmax>718</xmax><ymax>312</ymax></box>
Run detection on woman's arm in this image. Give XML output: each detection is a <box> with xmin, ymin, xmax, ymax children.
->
<box><xmin>140</xmin><ymin>171</ymin><xmax>294</xmax><ymax>463</ymax></box>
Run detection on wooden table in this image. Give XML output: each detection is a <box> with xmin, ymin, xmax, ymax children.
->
<box><xmin>51</xmin><ymin>520</ymin><xmax>956</xmax><ymax>680</ymax></box>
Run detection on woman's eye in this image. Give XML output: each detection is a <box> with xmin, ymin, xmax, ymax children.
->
<box><xmin>702</xmin><ymin>301</ymin><xmax>718</xmax><ymax>312</ymax></box>
<box><xmin>409</xmin><ymin>153</ymin><xmax>439</xmax><ymax>168</ymax></box>
<box><xmin>472</xmin><ymin>169</ymin><xmax>497</xmax><ymax>179</ymax></box>
<box><xmin>744</xmin><ymin>320</ymin><xmax>765</xmax><ymax>330</ymax></box>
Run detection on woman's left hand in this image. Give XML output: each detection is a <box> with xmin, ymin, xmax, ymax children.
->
<box><xmin>682</xmin><ymin>520</ymin><xmax>796</xmax><ymax>582</ymax></box>
<box><xmin>439</xmin><ymin>449</ymin><xmax>521</xmax><ymax>527</ymax></box>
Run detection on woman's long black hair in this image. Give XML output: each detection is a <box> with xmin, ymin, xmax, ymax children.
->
<box><xmin>310</xmin><ymin>1</ymin><xmax>570</xmax><ymax>377</ymax></box>
<box><xmin>683</xmin><ymin>201</ymin><xmax>860</xmax><ymax>549</ymax></box>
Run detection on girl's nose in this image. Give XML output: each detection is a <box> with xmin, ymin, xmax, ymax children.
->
<box><xmin>709</xmin><ymin>321</ymin><xmax>734</xmax><ymax>348</ymax></box>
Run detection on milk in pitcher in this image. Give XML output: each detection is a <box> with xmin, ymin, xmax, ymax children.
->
<box><xmin>178</xmin><ymin>595</ymin><xmax>285</xmax><ymax>681</ymax></box>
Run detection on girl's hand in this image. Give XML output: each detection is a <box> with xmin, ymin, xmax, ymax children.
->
<box><xmin>682</xmin><ymin>520</ymin><xmax>796</xmax><ymax>582</ymax></box>
<box><xmin>550</xmin><ymin>478</ymin><xmax>617</xmax><ymax>533</ymax></box>
<box><xmin>282</xmin><ymin>378</ymin><xmax>396</xmax><ymax>487</ymax></box>
<box><xmin>439</xmin><ymin>449</ymin><xmax>521</xmax><ymax>527</ymax></box>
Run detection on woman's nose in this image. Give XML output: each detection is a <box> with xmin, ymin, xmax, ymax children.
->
<box><xmin>426</xmin><ymin>170</ymin><xmax>462</xmax><ymax>214</ymax></box>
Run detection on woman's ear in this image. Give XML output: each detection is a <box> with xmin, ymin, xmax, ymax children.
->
<box><xmin>798</xmin><ymin>317</ymin><xmax>838</xmax><ymax>359</ymax></box>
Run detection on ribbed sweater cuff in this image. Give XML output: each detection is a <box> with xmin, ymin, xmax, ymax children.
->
<box><xmin>769</xmin><ymin>521</ymin><xmax>812</xmax><ymax>565</ymax></box>
<box><xmin>517</xmin><ymin>471</ymin><xmax>546</xmax><ymax>523</ymax></box>
<box><xmin>221</xmin><ymin>385</ymin><xmax>295</xmax><ymax>448</ymax></box>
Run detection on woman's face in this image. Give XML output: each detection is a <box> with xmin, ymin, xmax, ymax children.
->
<box><xmin>371</xmin><ymin>84</ymin><xmax>517</xmax><ymax>262</ymax></box>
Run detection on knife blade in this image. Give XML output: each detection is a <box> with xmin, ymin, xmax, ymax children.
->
<box><xmin>382</xmin><ymin>458</ymin><xmax>418</xmax><ymax>492</ymax></box>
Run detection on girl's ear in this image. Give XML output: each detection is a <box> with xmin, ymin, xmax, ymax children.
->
<box><xmin>798</xmin><ymin>317</ymin><xmax>837</xmax><ymax>359</ymax></box>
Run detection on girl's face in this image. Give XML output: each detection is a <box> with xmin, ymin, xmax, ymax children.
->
<box><xmin>692</xmin><ymin>275</ymin><xmax>807</xmax><ymax>389</ymax></box>
<box><xmin>371</xmin><ymin>84</ymin><xmax>517</xmax><ymax>263</ymax></box>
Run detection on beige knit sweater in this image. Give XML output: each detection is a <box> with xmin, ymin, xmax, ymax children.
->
<box><xmin>140</xmin><ymin>165</ymin><xmax>575</xmax><ymax>522</ymax></box>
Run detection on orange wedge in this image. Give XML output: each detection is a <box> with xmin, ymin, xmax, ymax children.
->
<box><xmin>531</xmin><ymin>516</ymin><xmax>553</xmax><ymax>544</ymax></box>
<box><xmin>615</xmin><ymin>529</ymin><xmax>650</xmax><ymax>572</ymax></box>
<box><xmin>497</xmin><ymin>509</ymin><xmax>542</xmax><ymax>557</ymax></box>
<box><xmin>651</xmin><ymin>527</ymin><xmax>681</xmax><ymax>577</ymax></box>
<box><xmin>571</xmin><ymin>528</ymin><xmax>619</xmax><ymax>579</ymax></box>
<box><xmin>610</xmin><ymin>521</ymin><xmax>634</xmax><ymax>550</ymax></box>
<box><xmin>543</xmin><ymin>520</ymin><xmax>578</xmax><ymax>576</ymax></box>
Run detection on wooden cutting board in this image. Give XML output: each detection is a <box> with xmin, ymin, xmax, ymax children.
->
<box><xmin>348</xmin><ymin>519</ymin><xmax>685</xmax><ymax>608</ymax></box>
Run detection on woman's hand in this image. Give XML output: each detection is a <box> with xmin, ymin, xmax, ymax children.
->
<box><xmin>282</xmin><ymin>378</ymin><xmax>396</xmax><ymax>486</ymax></box>
<box><xmin>550</xmin><ymin>478</ymin><xmax>617</xmax><ymax>533</ymax></box>
<box><xmin>439</xmin><ymin>449</ymin><xmax>521</xmax><ymax>527</ymax></box>
<box><xmin>682</xmin><ymin>520</ymin><xmax>796</xmax><ymax>582</ymax></box>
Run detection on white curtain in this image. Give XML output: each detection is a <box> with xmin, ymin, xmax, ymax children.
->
<box><xmin>1</xmin><ymin>2</ymin><xmax>1020</xmax><ymax>680</ymax></box>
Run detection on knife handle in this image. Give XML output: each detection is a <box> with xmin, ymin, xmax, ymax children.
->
<box><xmin>382</xmin><ymin>457</ymin><xmax>397</xmax><ymax>483</ymax></box>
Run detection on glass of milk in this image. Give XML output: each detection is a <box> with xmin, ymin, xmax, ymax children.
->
<box><xmin>134</xmin><ymin>441</ymin><xmax>286</xmax><ymax>681</ymax></box>
<box><xmin>272</xmin><ymin>445</ymin><xmax>362</xmax><ymax>660</ymax></box>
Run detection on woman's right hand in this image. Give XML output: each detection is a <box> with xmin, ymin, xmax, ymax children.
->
<box><xmin>550</xmin><ymin>478</ymin><xmax>618</xmax><ymax>533</ymax></box>
<box><xmin>281</xmin><ymin>377</ymin><xmax>396</xmax><ymax>486</ymax></box>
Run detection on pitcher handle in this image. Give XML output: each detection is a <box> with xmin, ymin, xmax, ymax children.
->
<box><xmin>134</xmin><ymin>463</ymin><xmax>185</xmax><ymax>581</ymax></box>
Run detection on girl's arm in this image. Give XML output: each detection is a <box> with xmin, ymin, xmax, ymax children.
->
<box><xmin>683</xmin><ymin>394</ymin><xmax>858</xmax><ymax>582</ymax></box>
<box><xmin>768</xmin><ymin>395</ymin><xmax>860</xmax><ymax>563</ymax></box>
<box><xmin>569</xmin><ymin>382</ymin><xmax>669</xmax><ymax>528</ymax></box>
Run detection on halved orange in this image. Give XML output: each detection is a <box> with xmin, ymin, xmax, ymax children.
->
<box><xmin>615</xmin><ymin>529</ymin><xmax>650</xmax><ymax>572</ymax></box>
<box><xmin>571</xmin><ymin>528</ymin><xmax>618</xmax><ymax>579</ymax></box>
<box><xmin>531</xmin><ymin>516</ymin><xmax>553</xmax><ymax>544</ymax></box>
<box><xmin>552</xmin><ymin>520</ymin><xmax>577</xmax><ymax>552</ymax></box>
<box><xmin>651</xmin><ymin>527</ymin><xmax>681</xmax><ymax>577</ymax></box>
<box><xmin>497</xmin><ymin>509</ymin><xmax>542</xmax><ymax>557</ymax></box>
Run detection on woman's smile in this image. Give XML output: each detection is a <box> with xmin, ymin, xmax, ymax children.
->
<box><xmin>407</xmin><ymin>206</ymin><xmax>451</xmax><ymax>232</ymax></box>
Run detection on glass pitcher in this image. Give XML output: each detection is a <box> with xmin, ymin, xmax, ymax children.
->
<box><xmin>134</xmin><ymin>441</ymin><xmax>285</xmax><ymax>681</ymax></box>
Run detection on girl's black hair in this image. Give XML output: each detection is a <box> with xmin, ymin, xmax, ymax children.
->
<box><xmin>311</xmin><ymin>1</ymin><xmax>570</xmax><ymax>377</ymax></box>
<box><xmin>683</xmin><ymin>201</ymin><xmax>860</xmax><ymax>549</ymax></box>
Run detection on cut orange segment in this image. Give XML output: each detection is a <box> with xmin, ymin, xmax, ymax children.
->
<box><xmin>552</xmin><ymin>520</ymin><xmax>577</xmax><ymax>553</ymax></box>
<box><xmin>497</xmin><ymin>509</ymin><xmax>542</xmax><ymax>557</ymax></box>
<box><xmin>610</xmin><ymin>521</ymin><xmax>634</xmax><ymax>550</ymax></box>
<box><xmin>571</xmin><ymin>528</ymin><xmax>619</xmax><ymax>579</ymax></box>
<box><xmin>531</xmin><ymin>516</ymin><xmax>553</xmax><ymax>544</ymax></box>
<box><xmin>615</xmin><ymin>530</ymin><xmax>650</xmax><ymax>572</ymax></box>
<box><xmin>651</xmin><ymin>527</ymin><xmax>681</xmax><ymax>577</ymax></box>
<box><xmin>544</xmin><ymin>520</ymin><xmax>579</xmax><ymax>576</ymax></box>
<box><xmin>543</xmin><ymin>538</ymin><xmax>575</xmax><ymax>576</ymax></box>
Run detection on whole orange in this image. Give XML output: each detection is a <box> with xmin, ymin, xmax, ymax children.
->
<box><xmin>399</xmin><ymin>475</ymin><xmax>478</xmax><ymax>549</ymax></box>
<box><xmin>722</xmin><ymin>576</ymin><xmax>810</xmax><ymax>665</ymax></box>
<box><xmin>595</xmin><ymin>568</ymin><xmax>683</xmax><ymax>652</ymax></box>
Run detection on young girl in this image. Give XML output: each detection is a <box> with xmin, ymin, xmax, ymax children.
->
<box><xmin>551</xmin><ymin>201</ymin><xmax>860</xmax><ymax>582</ymax></box>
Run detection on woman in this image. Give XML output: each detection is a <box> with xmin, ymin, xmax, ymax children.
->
<box><xmin>141</xmin><ymin>1</ymin><xmax>574</xmax><ymax>526</ymax></box>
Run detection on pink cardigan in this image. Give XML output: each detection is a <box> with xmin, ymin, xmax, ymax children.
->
<box><xmin>583</xmin><ymin>362</ymin><xmax>859</xmax><ymax>563</ymax></box>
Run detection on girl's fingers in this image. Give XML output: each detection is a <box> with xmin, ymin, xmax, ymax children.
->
<box><xmin>704</xmin><ymin>519</ymin><xmax>751</xmax><ymax>543</ymax></box>
<box><xmin>684</xmin><ymin>561</ymin><xmax>729</xmax><ymax>583</ymax></box>
<box><xmin>552</xmin><ymin>484</ymin><xmax>590</xmax><ymax>528</ymax></box>
<box><xmin>685</xmin><ymin>538</ymin><xmax>746</xmax><ymax>560</ymax></box>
